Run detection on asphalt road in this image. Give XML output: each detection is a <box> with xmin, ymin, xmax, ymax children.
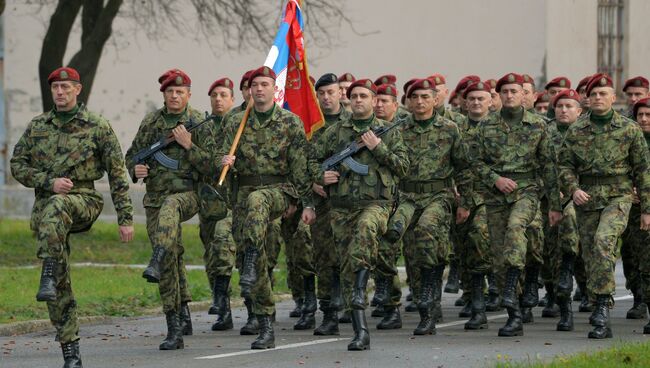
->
<box><xmin>2</xmin><ymin>264</ymin><xmax>649</xmax><ymax>368</ymax></box>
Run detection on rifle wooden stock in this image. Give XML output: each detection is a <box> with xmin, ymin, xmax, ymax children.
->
<box><xmin>218</xmin><ymin>99</ymin><xmax>254</xmax><ymax>186</ymax></box>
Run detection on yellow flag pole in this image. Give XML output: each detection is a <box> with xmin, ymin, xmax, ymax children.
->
<box><xmin>218</xmin><ymin>98</ymin><xmax>253</xmax><ymax>186</ymax></box>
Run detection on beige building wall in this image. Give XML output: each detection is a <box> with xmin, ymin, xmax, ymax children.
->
<box><xmin>625</xmin><ymin>0</ymin><xmax>650</xmax><ymax>81</ymax></box>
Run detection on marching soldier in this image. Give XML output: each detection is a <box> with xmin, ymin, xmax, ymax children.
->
<box><xmin>621</xmin><ymin>76</ymin><xmax>649</xmax><ymax>119</ymax></box>
<box><xmin>338</xmin><ymin>72</ymin><xmax>356</xmax><ymax>112</ymax></box>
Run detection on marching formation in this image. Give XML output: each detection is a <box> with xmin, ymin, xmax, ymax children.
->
<box><xmin>9</xmin><ymin>65</ymin><xmax>650</xmax><ymax>367</ymax></box>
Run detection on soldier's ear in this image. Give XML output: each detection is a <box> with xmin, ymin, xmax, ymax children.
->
<box><xmin>74</xmin><ymin>83</ymin><xmax>83</xmax><ymax>96</ymax></box>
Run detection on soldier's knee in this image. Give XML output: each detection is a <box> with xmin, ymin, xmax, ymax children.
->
<box><xmin>161</xmin><ymin>196</ymin><xmax>182</xmax><ymax>212</ymax></box>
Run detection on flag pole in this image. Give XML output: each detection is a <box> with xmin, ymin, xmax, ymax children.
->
<box><xmin>217</xmin><ymin>97</ymin><xmax>253</xmax><ymax>186</ymax></box>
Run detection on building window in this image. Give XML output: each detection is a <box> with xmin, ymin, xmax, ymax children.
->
<box><xmin>597</xmin><ymin>0</ymin><xmax>625</xmax><ymax>93</ymax></box>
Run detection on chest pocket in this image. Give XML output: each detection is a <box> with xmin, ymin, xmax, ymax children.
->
<box><xmin>571</xmin><ymin>134</ymin><xmax>594</xmax><ymax>165</ymax></box>
<box><xmin>30</xmin><ymin>128</ymin><xmax>56</xmax><ymax>165</ymax></box>
<box><xmin>513</xmin><ymin>129</ymin><xmax>541</xmax><ymax>159</ymax></box>
<box><xmin>602</xmin><ymin>132</ymin><xmax>631</xmax><ymax>163</ymax></box>
<box><xmin>483</xmin><ymin>128</ymin><xmax>506</xmax><ymax>159</ymax></box>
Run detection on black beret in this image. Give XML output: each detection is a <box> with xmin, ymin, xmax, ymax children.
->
<box><xmin>315</xmin><ymin>73</ymin><xmax>339</xmax><ymax>90</ymax></box>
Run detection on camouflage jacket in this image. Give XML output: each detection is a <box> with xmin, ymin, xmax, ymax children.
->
<box><xmin>220</xmin><ymin>104</ymin><xmax>313</xmax><ymax>206</ymax></box>
<box><xmin>125</xmin><ymin>105</ymin><xmax>217</xmax><ymax>208</ymax></box>
<box><xmin>558</xmin><ymin>110</ymin><xmax>650</xmax><ymax>212</ymax></box>
<box><xmin>310</xmin><ymin>114</ymin><xmax>409</xmax><ymax>205</ymax></box>
<box><xmin>396</xmin><ymin>105</ymin><xmax>412</xmax><ymax>122</ymax></box>
<box><xmin>456</xmin><ymin>117</ymin><xmax>488</xmax><ymax>208</ymax></box>
<box><xmin>10</xmin><ymin>104</ymin><xmax>134</xmax><ymax>226</ymax></box>
<box><xmin>437</xmin><ymin>105</ymin><xmax>468</xmax><ymax>129</ymax></box>
<box><xmin>475</xmin><ymin>107</ymin><xmax>561</xmax><ymax>211</ymax></box>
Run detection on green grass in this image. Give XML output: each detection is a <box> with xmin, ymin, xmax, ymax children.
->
<box><xmin>493</xmin><ymin>341</ymin><xmax>650</xmax><ymax>368</ymax></box>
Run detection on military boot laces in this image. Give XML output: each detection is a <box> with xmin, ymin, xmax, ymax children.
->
<box><xmin>486</xmin><ymin>272</ymin><xmax>502</xmax><ymax>311</ymax></box>
<box><xmin>417</xmin><ymin>268</ymin><xmax>435</xmax><ymax>311</ymax></box>
<box><xmin>557</xmin><ymin>253</ymin><xmax>575</xmax><ymax>294</ymax></box>
<box><xmin>289</xmin><ymin>298</ymin><xmax>304</xmax><ymax>318</ymax></box>
<box><xmin>239</xmin><ymin>247</ymin><xmax>259</xmax><ymax>298</ymax></box>
<box><xmin>521</xmin><ymin>265</ymin><xmax>540</xmax><ymax>308</ymax></box>
<box><xmin>501</xmin><ymin>268</ymin><xmax>521</xmax><ymax>309</ymax></box>
<box><xmin>350</xmin><ymin>269</ymin><xmax>370</xmax><ymax>310</ymax></box>
<box><xmin>302</xmin><ymin>275</ymin><xmax>317</xmax><ymax>314</ymax></box>
<box><xmin>142</xmin><ymin>246</ymin><xmax>166</xmax><ymax>283</ymax></box>
<box><xmin>541</xmin><ymin>283</ymin><xmax>560</xmax><ymax>318</ymax></box>
<box><xmin>251</xmin><ymin>315</ymin><xmax>275</xmax><ymax>349</ymax></box>
<box><xmin>211</xmin><ymin>275</ymin><xmax>231</xmax><ymax>315</ymax></box>
<box><xmin>444</xmin><ymin>260</ymin><xmax>460</xmax><ymax>294</ymax></box>
<box><xmin>240</xmin><ymin>298</ymin><xmax>260</xmax><ymax>335</ymax></box>
<box><xmin>556</xmin><ymin>295</ymin><xmax>574</xmax><ymax>331</ymax></box>
<box><xmin>465</xmin><ymin>273</ymin><xmax>488</xmax><ymax>330</ymax></box>
<box><xmin>498</xmin><ymin>305</ymin><xmax>524</xmax><ymax>337</ymax></box>
<box><xmin>644</xmin><ymin>304</ymin><xmax>650</xmax><ymax>334</ymax></box>
<box><xmin>347</xmin><ymin>310</ymin><xmax>370</xmax><ymax>351</ymax></box>
<box><xmin>588</xmin><ymin>295</ymin><xmax>612</xmax><ymax>339</ymax></box>
<box><xmin>377</xmin><ymin>306</ymin><xmax>402</xmax><ymax>330</ymax></box>
<box><xmin>432</xmin><ymin>264</ymin><xmax>445</xmax><ymax>322</ymax></box>
<box><xmin>626</xmin><ymin>289</ymin><xmax>648</xmax><ymax>319</ymax></box>
<box><xmin>179</xmin><ymin>302</ymin><xmax>193</xmax><ymax>335</ymax></box>
<box><xmin>61</xmin><ymin>340</ymin><xmax>82</xmax><ymax>368</ymax></box>
<box><xmin>330</xmin><ymin>268</ymin><xmax>343</xmax><ymax>311</ymax></box>
<box><xmin>159</xmin><ymin>311</ymin><xmax>184</xmax><ymax>350</ymax></box>
<box><xmin>36</xmin><ymin>257</ymin><xmax>57</xmax><ymax>302</ymax></box>
<box><xmin>372</xmin><ymin>276</ymin><xmax>390</xmax><ymax>307</ymax></box>
<box><xmin>413</xmin><ymin>306</ymin><xmax>436</xmax><ymax>335</ymax></box>
<box><xmin>314</xmin><ymin>304</ymin><xmax>339</xmax><ymax>336</ymax></box>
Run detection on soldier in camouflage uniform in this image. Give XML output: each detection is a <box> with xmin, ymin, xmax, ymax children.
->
<box><xmin>475</xmin><ymin>73</ymin><xmax>562</xmax><ymax>337</ymax></box>
<box><xmin>220</xmin><ymin>66</ymin><xmax>315</xmax><ymax>350</ymax></box>
<box><xmin>621</xmin><ymin>76</ymin><xmax>649</xmax><ymax>119</ymax></box>
<box><xmin>558</xmin><ymin>73</ymin><xmax>650</xmax><ymax>339</ymax></box>
<box><xmin>10</xmin><ymin>67</ymin><xmax>135</xmax><ymax>367</ymax></box>
<box><xmin>310</xmin><ymin>79</ymin><xmax>409</xmax><ymax>350</ymax></box>
<box><xmin>338</xmin><ymin>72</ymin><xmax>356</xmax><ymax>112</ymax></box>
<box><xmin>125</xmin><ymin>69</ymin><xmax>216</xmax><ymax>350</ymax></box>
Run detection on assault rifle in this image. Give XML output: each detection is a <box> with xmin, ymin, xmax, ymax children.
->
<box><xmin>321</xmin><ymin>117</ymin><xmax>406</xmax><ymax>175</ymax></box>
<box><xmin>131</xmin><ymin>112</ymin><xmax>213</xmax><ymax>170</ymax></box>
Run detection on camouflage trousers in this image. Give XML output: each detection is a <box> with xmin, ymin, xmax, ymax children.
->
<box><xmin>525</xmin><ymin>203</ymin><xmax>545</xmax><ymax>268</ymax></box>
<box><xmin>145</xmin><ymin>191</ymin><xmax>199</xmax><ymax>313</ymax></box>
<box><xmin>454</xmin><ymin>203</ymin><xmax>491</xmax><ymax>275</ymax></box>
<box><xmin>311</xmin><ymin>205</ymin><xmax>341</xmax><ymax>304</ymax></box>
<box><xmin>35</xmin><ymin>192</ymin><xmax>103</xmax><ymax>344</ymax></box>
<box><xmin>622</xmin><ymin>204</ymin><xmax>650</xmax><ymax>296</ymax></box>
<box><xmin>538</xmin><ymin>197</ymin><xmax>560</xmax><ymax>284</ymax></box>
<box><xmin>199</xmin><ymin>210</ymin><xmax>237</xmax><ymax>291</ymax></box>
<box><xmin>282</xmin><ymin>207</ymin><xmax>314</xmax><ymax>300</ymax></box>
<box><xmin>330</xmin><ymin>204</ymin><xmax>390</xmax><ymax>311</ymax></box>
<box><xmin>232</xmin><ymin>186</ymin><xmax>291</xmax><ymax>315</ymax></box>
<box><xmin>577</xmin><ymin>201</ymin><xmax>632</xmax><ymax>295</ymax></box>
<box><xmin>559</xmin><ymin>201</ymin><xmax>588</xmax><ymax>286</ymax></box>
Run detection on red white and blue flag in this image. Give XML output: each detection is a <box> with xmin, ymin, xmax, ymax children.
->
<box><xmin>264</xmin><ymin>0</ymin><xmax>324</xmax><ymax>139</ymax></box>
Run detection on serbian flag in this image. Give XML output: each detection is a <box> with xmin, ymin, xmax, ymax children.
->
<box><xmin>264</xmin><ymin>0</ymin><xmax>324</xmax><ymax>139</ymax></box>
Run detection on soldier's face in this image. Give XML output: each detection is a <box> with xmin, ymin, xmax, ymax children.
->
<box><xmin>555</xmin><ymin>99</ymin><xmax>582</xmax><ymax>125</ymax></box>
<box><xmin>522</xmin><ymin>83</ymin><xmax>535</xmax><ymax>109</ymax></box>
<box><xmin>375</xmin><ymin>95</ymin><xmax>398</xmax><ymax>120</ymax></box>
<box><xmin>409</xmin><ymin>90</ymin><xmax>436</xmax><ymax>117</ymax></box>
<box><xmin>349</xmin><ymin>87</ymin><xmax>376</xmax><ymax>119</ymax></box>
<box><xmin>251</xmin><ymin>76</ymin><xmax>276</xmax><ymax>107</ymax></box>
<box><xmin>547</xmin><ymin>86</ymin><xmax>567</xmax><ymax>98</ymax></box>
<box><xmin>51</xmin><ymin>81</ymin><xmax>82</xmax><ymax>111</ymax></box>
<box><xmin>534</xmin><ymin>102</ymin><xmax>549</xmax><ymax>115</ymax></box>
<box><xmin>450</xmin><ymin>97</ymin><xmax>460</xmax><ymax>110</ymax></box>
<box><xmin>163</xmin><ymin>86</ymin><xmax>191</xmax><ymax>114</ymax></box>
<box><xmin>625</xmin><ymin>87</ymin><xmax>649</xmax><ymax>107</ymax></box>
<box><xmin>589</xmin><ymin>87</ymin><xmax>616</xmax><ymax>114</ymax></box>
<box><xmin>210</xmin><ymin>87</ymin><xmax>235</xmax><ymax>116</ymax></box>
<box><xmin>434</xmin><ymin>85</ymin><xmax>448</xmax><ymax>108</ymax></box>
<box><xmin>317</xmin><ymin>84</ymin><xmax>342</xmax><ymax>114</ymax></box>
<box><xmin>241</xmin><ymin>86</ymin><xmax>251</xmax><ymax>102</ymax></box>
<box><xmin>499</xmin><ymin>84</ymin><xmax>524</xmax><ymax>108</ymax></box>
<box><xmin>490</xmin><ymin>89</ymin><xmax>502</xmax><ymax>111</ymax></box>
<box><xmin>339</xmin><ymin>81</ymin><xmax>353</xmax><ymax>103</ymax></box>
<box><xmin>578</xmin><ymin>87</ymin><xmax>591</xmax><ymax>109</ymax></box>
<box><xmin>636</xmin><ymin>107</ymin><xmax>650</xmax><ymax>133</ymax></box>
<box><xmin>466</xmin><ymin>91</ymin><xmax>492</xmax><ymax>117</ymax></box>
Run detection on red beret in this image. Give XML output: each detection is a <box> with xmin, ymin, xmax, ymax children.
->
<box><xmin>401</xmin><ymin>95</ymin><xmax>407</xmax><ymax>105</ymax></box>
<box><xmin>454</xmin><ymin>75</ymin><xmax>481</xmax><ymax>94</ymax></box>
<box><xmin>248</xmin><ymin>66</ymin><xmax>276</xmax><ymax>85</ymax></box>
<box><xmin>240</xmin><ymin>70</ymin><xmax>254</xmax><ymax>90</ymax></box>
<box><xmin>374</xmin><ymin>74</ymin><xmax>397</xmax><ymax>86</ymax></box>
<box><xmin>633</xmin><ymin>97</ymin><xmax>650</xmax><ymax>119</ymax></box>
<box><xmin>534</xmin><ymin>92</ymin><xmax>551</xmax><ymax>106</ymax></box>
<box><xmin>496</xmin><ymin>73</ymin><xmax>525</xmax><ymax>92</ymax></box>
<box><xmin>427</xmin><ymin>74</ymin><xmax>446</xmax><ymax>86</ymax></box>
<box><xmin>48</xmin><ymin>67</ymin><xmax>80</xmax><ymax>85</ymax></box>
<box><xmin>407</xmin><ymin>78</ymin><xmax>436</xmax><ymax>98</ymax></box>
<box><xmin>623</xmin><ymin>76</ymin><xmax>649</xmax><ymax>92</ymax></box>
<box><xmin>545</xmin><ymin>76</ymin><xmax>571</xmax><ymax>90</ymax></box>
<box><xmin>159</xmin><ymin>69</ymin><xmax>191</xmax><ymax>92</ymax></box>
<box><xmin>551</xmin><ymin>89</ymin><xmax>580</xmax><ymax>107</ymax></box>
<box><xmin>576</xmin><ymin>75</ymin><xmax>592</xmax><ymax>93</ymax></box>
<box><xmin>403</xmin><ymin>78</ymin><xmax>418</xmax><ymax>94</ymax></box>
<box><xmin>377</xmin><ymin>84</ymin><xmax>398</xmax><ymax>97</ymax></box>
<box><xmin>208</xmin><ymin>77</ymin><xmax>234</xmax><ymax>95</ymax></box>
<box><xmin>522</xmin><ymin>74</ymin><xmax>535</xmax><ymax>86</ymax></box>
<box><xmin>585</xmin><ymin>73</ymin><xmax>613</xmax><ymax>96</ymax></box>
<box><xmin>346</xmin><ymin>79</ymin><xmax>377</xmax><ymax>99</ymax></box>
<box><xmin>449</xmin><ymin>90</ymin><xmax>458</xmax><ymax>102</ymax></box>
<box><xmin>463</xmin><ymin>81</ymin><xmax>492</xmax><ymax>99</ymax></box>
<box><xmin>484</xmin><ymin>79</ymin><xmax>497</xmax><ymax>90</ymax></box>
<box><xmin>338</xmin><ymin>72</ymin><xmax>356</xmax><ymax>83</ymax></box>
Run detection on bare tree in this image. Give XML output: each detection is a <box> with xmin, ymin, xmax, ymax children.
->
<box><xmin>33</xmin><ymin>0</ymin><xmax>356</xmax><ymax>111</ymax></box>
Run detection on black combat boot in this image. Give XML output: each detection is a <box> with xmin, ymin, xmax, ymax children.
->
<box><xmin>289</xmin><ymin>298</ymin><xmax>304</xmax><ymax>318</ymax></box>
<box><xmin>314</xmin><ymin>302</ymin><xmax>339</xmax><ymax>336</ymax></box>
<box><xmin>142</xmin><ymin>246</ymin><xmax>166</xmax><ymax>283</ymax></box>
<box><xmin>376</xmin><ymin>305</ymin><xmax>402</xmax><ymax>329</ymax></box>
<box><xmin>414</xmin><ymin>266</ymin><xmax>439</xmax><ymax>335</ymax></box>
<box><xmin>486</xmin><ymin>272</ymin><xmax>502</xmax><ymax>312</ymax></box>
<box><xmin>239</xmin><ymin>246</ymin><xmax>259</xmax><ymax>298</ymax></box>
<box><xmin>465</xmin><ymin>273</ymin><xmax>488</xmax><ymax>330</ymax></box>
<box><xmin>501</xmin><ymin>267</ymin><xmax>521</xmax><ymax>309</ymax></box>
<box><xmin>521</xmin><ymin>264</ymin><xmax>540</xmax><ymax>308</ymax></box>
<box><xmin>61</xmin><ymin>340</ymin><xmax>82</xmax><ymax>368</ymax></box>
<box><xmin>556</xmin><ymin>294</ymin><xmax>574</xmax><ymax>331</ymax></box>
<box><xmin>644</xmin><ymin>304</ymin><xmax>650</xmax><ymax>334</ymax></box>
<box><xmin>211</xmin><ymin>275</ymin><xmax>233</xmax><ymax>330</ymax></box>
<box><xmin>372</xmin><ymin>275</ymin><xmax>389</xmax><ymax>307</ymax></box>
<box><xmin>179</xmin><ymin>302</ymin><xmax>193</xmax><ymax>335</ymax></box>
<box><xmin>433</xmin><ymin>265</ymin><xmax>445</xmax><ymax>322</ymax></box>
<box><xmin>36</xmin><ymin>257</ymin><xmax>57</xmax><ymax>302</ymax></box>
<box><xmin>339</xmin><ymin>310</ymin><xmax>352</xmax><ymax>323</ymax></box>
<box><xmin>294</xmin><ymin>312</ymin><xmax>315</xmax><ymax>330</ymax></box>
<box><xmin>371</xmin><ymin>305</ymin><xmax>384</xmax><ymax>318</ymax></box>
<box><xmin>330</xmin><ymin>268</ymin><xmax>343</xmax><ymax>311</ymax></box>
<box><xmin>573</xmin><ymin>284</ymin><xmax>582</xmax><ymax>301</ymax></box>
<box><xmin>347</xmin><ymin>310</ymin><xmax>370</xmax><ymax>351</ymax></box>
<box><xmin>251</xmin><ymin>315</ymin><xmax>275</xmax><ymax>349</ymax></box>
<box><xmin>406</xmin><ymin>291</ymin><xmax>413</xmax><ymax>302</ymax></box>
<box><xmin>557</xmin><ymin>253</ymin><xmax>575</xmax><ymax>295</ymax></box>
<box><xmin>459</xmin><ymin>300</ymin><xmax>472</xmax><ymax>318</ymax></box>
<box><xmin>454</xmin><ymin>294</ymin><xmax>466</xmax><ymax>307</ymax></box>
<box><xmin>302</xmin><ymin>274</ymin><xmax>317</xmax><ymax>314</ymax></box>
<box><xmin>351</xmin><ymin>269</ymin><xmax>370</xmax><ymax>310</ymax></box>
<box><xmin>404</xmin><ymin>288</ymin><xmax>417</xmax><ymax>312</ymax></box>
<box><xmin>444</xmin><ymin>260</ymin><xmax>460</xmax><ymax>293</ymax></box>
<box><xmin>417</xmin><ymin>267</ymin><xmax>435</xmax><ymax>311</ymax></box>
<box><xmin>240</xmin><ymin>298</ymin><xmax>260</xmax><ymax>335</ymax></box>
<box><xmin>588</xmin><ymin>294</ymin><xmax>612</xmax><ymax>339</ymax></box>
<box><xmin>541</xmin><ymin>283</ymin><xmax>560</xmax><ymax>318</ymax></box>
<box><xmin>578</xmin><ymin>282</ymin><xmax>593</xmax><ymax>312</ymax></box>
<box><xmin>159</xmin><ymin>311</ymin><xmax>184</xmax><ymax>350</ymax></box>
<box><xmin>626</xmin><ymin>288</ymin><xmax>647</xmax><ymax>319</ymax></box>
<box><xmin>211</xmin><ymin>302</ymin><xmax>233</xmax><ymax>331</ymax></box>
<box><xmin>521</xmin><ymin>305</ymin><xmax>534</xmax><ymax>324</ymax></box>
<box><xmin>498</xmin><ymin>305</ymin><xmax>524</xmax><ymax>337</ymax></box>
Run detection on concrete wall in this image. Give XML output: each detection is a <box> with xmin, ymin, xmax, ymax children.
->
<box><xmin>625</xmin><ymin>0</ymin><xmax>650</xmax><ymax>81</ymax></box>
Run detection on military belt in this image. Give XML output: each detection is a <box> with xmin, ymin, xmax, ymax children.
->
<box><xmin>496</xmin><ymin>171</ymin><xmax>536</xmax><ymax>180</ymax></box>
<box><xmin>330</xmin><ymin>199</ymin><xmax>391</xmax><ymax>209</ymax></box>
<box><xmin>237</xmin><ymin>175</ymin><xmax>287</xmax><ymax>187</ymax></box>
<box><xmin>399</xmin><ymin>179</ymin><xmax>453</xmax><ymax>194</ymax></box>
<box><xmin>579</xmin><ymin>175</ymin><xmax>630</xmax><ymax>186</ymax></box>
